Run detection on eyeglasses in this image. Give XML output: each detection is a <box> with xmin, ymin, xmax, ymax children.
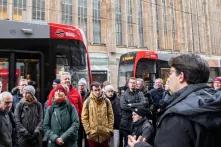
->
<box><xmin>107</xmin><ymin>90</ymin><xmax>114</xmax><ymax>93</ymax></box>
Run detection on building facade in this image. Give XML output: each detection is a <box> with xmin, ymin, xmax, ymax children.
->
<box><xmin>1</xmin><ymin>0</ymin><xmax>221</xmax><ymax>88</ymax></box>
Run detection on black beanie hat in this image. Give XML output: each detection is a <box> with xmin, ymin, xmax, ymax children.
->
<box><xmin>133</xmin><ymin>108</ymin><xmax>147</xmax><ymax>117</ymax></box>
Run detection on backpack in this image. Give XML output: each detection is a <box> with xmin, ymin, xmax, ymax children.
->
<box><xmin>48</xmin><ymin>101</ymin><xmax>73</xmax><ymax>122</ymax></box>
<box><xmin>85</xmin><ymin>97</ymin><xmax>110</xmax><ymax>110</ymax></box>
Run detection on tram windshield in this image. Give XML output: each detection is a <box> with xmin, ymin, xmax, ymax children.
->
<box><xmin>54</xmin><ymin>40</ymin><xmax>88</xmax><ymax>87</ymax></box>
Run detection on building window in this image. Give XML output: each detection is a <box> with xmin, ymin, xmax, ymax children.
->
<box><xmin>138</xmin><ymin>0</ymin><xmax>144</xmax><ymax>47</ymax></box>
<box><xmin>0</xmin><ymin>0</ymin><xmax>7</xmax><ymax>19</ymax></box>
<box><xmin>61</xmin><ymin>0</ymin><xmax>72</xmax><ymax>24</ymax></box>
<box><xmin>127</xmin><ymin>0</ymin><xmax>133</xmax><ymax>46</ymax></box>
<box><xmin>162</xmin><ymin>0</ymin><xmax>167</xmax><ymax>33</ymax></box>
<box><xmin>93</xmin><ymin>0</ymin><xmax>101</xmax><ymax>44</ymax></box>
<box><xmin>32</xmin><ymin>0</ymin><xmax>45</xmax><ymax>20</ymax></box>
<box><xmin>78</xmin><ymin>0</ymin><xmax>87</xmax><ymax>36</ymax></box>
<box><xmin>13</xmin><ymin>0</ymin><xmax>26</xmax><ymax>20</ymax></box>
<box><xmin>115</xmin><ymin>0</ymin><xmax>122</xmax><ymax>46</ymax></box>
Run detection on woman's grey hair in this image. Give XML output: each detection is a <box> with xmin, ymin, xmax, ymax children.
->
<box><xmin>104</xmin><ymin>85</ymin><xmax>114</xmax><ymax>92</ymax></box>
<box><xmin>0</xmin><ymin>91</ymin><xmax>13</xmax><ymax>102</ymax></box>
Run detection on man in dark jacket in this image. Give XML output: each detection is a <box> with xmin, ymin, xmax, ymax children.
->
<box><xmin>120</xmin><ymin>77</ymin><xmax>148</xmax><ymax>146</ymax></box>
<box><xmin>12</xmin><ymin>79</ymin><xmax>28</xmax><ymax>111</ymax></box>
<box><xmin>149</xmin><ymin>78</ymin><xmax>164</xmax><ymax>109</ymax></box>
<box><xmin>0</xmin><ymin>91</ymin><xmax>14</xmax><ymax>147</ymax></box>
<box><xmin>150</xmin><ymin>54</ymin><xmax>221</xmax><ymax>147</ymax></box>
<box><xmin>104</xmin><ymin>84</ymin><xmax>121</xmax><ymax>147</ymax></box>
<box><xmin>136</xmin><ymin>78</ymin><xmax>153</xmax><ymax>108</ymax></box>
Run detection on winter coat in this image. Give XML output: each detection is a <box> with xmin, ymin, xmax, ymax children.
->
<box><xmin>67</xmin><ymin>85</ymin><xmax>83</xmax><ymax>116</ymax></box>
<box><xmin>8</xmin><ymin>112</ymin><xmax>18</xmax><ymax>147</ymax></box>
<box><xmin>139</xmin><ymin>88</ymin><xmax>153</xmax><ymax>107</ymax></box>
<box><xmin>0</xmin><ymin>111</ymin><xmax>13</xmax><ymax>147</ymax></box>
<box><xmin>131</xmin><ymin>118</ymin><xmax>154</xmax><ymax>145</ymax></box>
<box><xmin>81</xmin><ymin>93</ymin><xmax>114</xmax><ymax>143</ymax></box>
<box><xmin>149</xmin><ymin>88</ymin><xmax>165</xmax><ymax>107</ymax></box>
<box><xmin>154</xmin><ymin>84</ymin><xmax>221</xmax><ymax>147</ymax></box>
<box><xmin>120</xmin><ymin>89</ymin><xmax>147</xmax><ymax>134</ymax></box>
<box><xmin>14</xmin><ymin>100</ymin><xmax>43</xmax><ymax>147</ymax></box>
<box><xmin>12</xmin><ymin>92</ymin><xmax>22</xmax><ymax>112</ymax></box>
<box><xmin>44</xmin><ymin>101</ymin><xmax>79</xmax><ymax>147</ymax></box>
<box><xmin>106</xmin><ymin>92</ymin><xmax>121</xmax><ymax>129</ymax></box>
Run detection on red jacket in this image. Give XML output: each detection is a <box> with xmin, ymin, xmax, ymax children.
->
<box><xmin>47</xmin><ymin>85</ymin><xmax>83</xmax><ymax>117</ymax></box>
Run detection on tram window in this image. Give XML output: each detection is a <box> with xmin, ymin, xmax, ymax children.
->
<box><xmin>136</xmin><ymin>59</ymin><xmax>156</xmax><ymax>89</ymax></box>
<box><xmin>92</xmin><ymin>70</ymin><xmax>108</xmax><ymax>84</ymax></box>
<box><xmin>118</xmin><ymin>63</ymin><xmax>133</xmax><ymax>87</ymax></box>
<box><xmin>55</xmin><ymin>40</ymin><xmax>88</xmax><ymax>86</ymax></box>
<box><xmin>0</xmin><ymin>58</ymin><xmax>9</xmax><ymax>91</ymax></box>
<box><xmin>16</xmin><ymin>59</ymin><xmax>40</xmax><ymax>97</ymax></box>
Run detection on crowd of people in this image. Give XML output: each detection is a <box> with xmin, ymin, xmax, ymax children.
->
<box><xmin>0</xmin><ymin>53</ymin><xmax>221</xmax><ymax>147</ymax></box>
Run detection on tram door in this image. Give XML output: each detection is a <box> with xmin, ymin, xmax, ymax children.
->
<box><xmin>0</xmin><ymin>54</ymin><xmax>10</xmax><ymax>92</ymax></box>
<box><xmin>0</xmin><ymin>52</ymin><xmax>43</xmax><ymax>100</ymax></box>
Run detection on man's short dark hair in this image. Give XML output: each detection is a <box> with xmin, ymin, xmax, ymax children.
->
<box><xmin>90</xmin><ymin>81</ymin><xmax>101</xmax><ymax>89</ymax></box>
<box><xmin>168</xmin><ymin>54</ymin><xmax>210</xmax><ymax>84</ymax></box>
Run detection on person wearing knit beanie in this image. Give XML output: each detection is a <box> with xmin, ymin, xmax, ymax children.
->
<box><xmin>133</xmin><ymin>108</ymin><xmax>147</xmax><ymax>118</ymax></box>
<box><xmin>131</xmin><ymin>108</ymin><xmax>154</xmax><ymax>145</ymax></box>
<box><xmin>23</xmin><ymin>85</ymin><xmax>36</xmax><ymax>97</ymax></box>
<box><xmin>52</xmin><ymin>84</ymin><xmax>69</xmax><ymax>104</ymax></box>
<box><xmin>78</xmin><ymin>78</ymin><xmax>87</xmax><ymax>86</ymax></box>
<box><xmin>53</xmin><ymin>84</ymin><xmax>68</xmax><ymax>96</ymax></box>
<box><xmin>14</xmin><ymin>85</ymin><xmax>43</xmax><ymax>147</ymax></box>
<box><xmin>22</xmin><ymin>85</ymin><xmax>37</xmax><ymax>103</ymax></box>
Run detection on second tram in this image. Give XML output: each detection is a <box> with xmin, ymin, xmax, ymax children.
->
<box><xmin>118</xmin><ymin>50</ymin><xmax>221</xmax><ymax>93</ymax></box>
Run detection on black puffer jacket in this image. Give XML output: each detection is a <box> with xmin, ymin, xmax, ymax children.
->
<box><xmin>120</xmin><ymin>89</ymin><xmax>147</xmax><ymax>134</ymax></box>
<box><xmin>139</xmin><ymin>88</ymin><xmax>153</xmax><ymax>108</ymax></box>
<box><xmin>154</xmin><ymin>84</ymin><xmax>221</xmax><ymax>147</ymax></box>
<box><xmin>149</xmin><ymin>88</ymin><xmax>165</xmax><ymax>107</ymax></box>
<box><xmin>106</xmin><ymin>92</ymin><xmax>121</xmax><ymax>130</ymax></box>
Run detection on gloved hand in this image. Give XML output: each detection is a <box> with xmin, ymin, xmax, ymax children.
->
<box><xmin>24</xmin><ymin>132</ymin><xmax>32</xmax><ymax>139</ymax></box>
<box><xmin>32</xmin><ymin>131</ymin><xmax>40</xmax><ymax>139</ymax></box>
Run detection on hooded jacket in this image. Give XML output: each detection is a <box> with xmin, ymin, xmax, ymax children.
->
<box><xmin>43</xmin><ymin>101</ymin><xmax>79</xmax><ymax>147</ymax></box>
<box><xmin>154</xmin><ymin>84</ymin><xmax>221</xmax><ymax>147</ymax></box>
<box><xmin>81</xmin><ymin>93</ymin><xmax>114</xmax><ymax>143</ymax></box>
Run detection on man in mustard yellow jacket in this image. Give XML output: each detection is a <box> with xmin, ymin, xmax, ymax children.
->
<box><xmin>81</xmin><ymin>81</ymin><xmax>114</xmax><ymax>147</ymax></box>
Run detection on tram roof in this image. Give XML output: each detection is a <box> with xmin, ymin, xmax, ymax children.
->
<box><xmin>0</xmin><ymin>20</ymin><xmax>87</xmax><ymax>47</ymax></box>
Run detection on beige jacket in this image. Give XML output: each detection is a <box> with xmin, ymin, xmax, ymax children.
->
<box><xmin>81</xmin><ymin>93</ymin><xmax>114</xmax><ymax>143</ymax></box>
